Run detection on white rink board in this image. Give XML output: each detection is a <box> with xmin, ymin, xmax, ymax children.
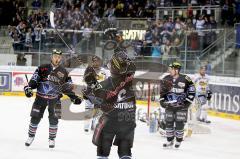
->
<box><xmin>0</xmin><ymin>96</ymin><xmax>240</xmax><ymax>159</ymax></box>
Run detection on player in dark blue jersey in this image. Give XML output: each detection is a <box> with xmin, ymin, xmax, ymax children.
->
<box><xmin>160</xmin><ymin>62</ymin><xmax>196</xmax><ymax>148</ymax></box>
<box><xmin>24</xmin><ymin>49</ymin><xmax>82</xmax><ymax>148</ymax></box>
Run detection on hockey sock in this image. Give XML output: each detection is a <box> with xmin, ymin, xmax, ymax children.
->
<box><xmin>166</xmin><ymin>127</ymin><xmax>174</xmax><ymax>142</ymax></box>
<box><xmin>200</xmin><ymin>109</ymin><xmax>208</xmax><ymax>121</ymax></box>
<box><xmin>175</xmin><ymin>130</ymin><xmax>184</xmax><ymax>142</ymax></box>
<box><xmin>28</xmin><ymin>123</ymin><xmax>38</xmax><ymax>137</ymax></box>
<box><xmin>49</xmin><ymin>124</ymin><xmax>58</xmax><ymax>140</ymax></box>
<box><xmin>28</xmin><ymin>117</ymin><xmax>41</xmax><ymax>137</ymax></box>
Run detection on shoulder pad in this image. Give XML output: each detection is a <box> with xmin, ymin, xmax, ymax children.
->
<box><xmin>185</xmin><ymin>75</ymin><xmax>192</xmax><ymax>82</ymax></box>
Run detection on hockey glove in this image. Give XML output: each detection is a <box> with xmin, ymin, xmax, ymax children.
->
<box><xmin>84</xmin><ymin>67</ymin><xmax>98</xmax><ymax>87</ymax></box>
<box><xmin>24</xmin><ymin>86</ymin><xmax>33</xmax><ymax>98</ymax></box>
<box><xmin>160</xmin><ymin>100</ymin><xmax>168</xmax><ymax>108</ymax></box>
<box><xmin>207</xmin><ymin>90</ymin><xmax>212</xmax><ymax>100</ymax></box>
<box><xmin>159</xmin><ymin>79</ymin><xmax>173</xmax><ymax>96</ymax></box>
<box><xmin>184</xmin><ymin>100</ymin><xmax>192</xmax><ymax>108</ymax></box>
<box><xmin>71</xmin><ymin>96</ymin><xmax>82</xmax><ymax>105</ymax></box>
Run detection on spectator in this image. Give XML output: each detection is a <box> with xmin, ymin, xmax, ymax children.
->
<box><xmin>25</xmin><ymin>28</ymin><xmax>33</xmax><ymax>51</ymax></box>
<box><xmin>205</xmin><ymin>60</ymin><xmax>212</xmax><ymax>75</ymax></box>
<box><xmin>16</xmin><ymin>53</ymin><xmax>27</xmax><ymax>66</ymax></box>
<box><xmin>136</xmin><ymin>6</ymin><xmax>145</xmax><ymax>17</ymax></box>
<box><xmin>52</xmin><ymin>0</ymin><xmax>64</xmax><ymax>8</ymax></box>
<box><xmin>160</xmin><ymin>28</ymin><xmax>171</xmax><ymax>45</ymax></box>
<box><xmin>234</xmin><ymin>0</ymin><xmax>240</xmax><ymax>23</ymax></box>
<box><xmin>195</xmin><ymin>15</ymin><xmax>205</xmax><ymax>50</ymax></box>
<box><xmin>143</xmin><ymin>29</ymin><xmax>153</xmax><ymax>56</ymax></box>
<box><xmin>169</xmin><ymin>38</ymin><xmax>180</xmax><ymax>57</ymax></box>
<box><xmin>161</xmin><ymin>39</ymin><xmax>171</xmax><ymax>55</ymax></box>
<box><xmin>190</xmin><ymin>0</ymin><xmax>198</xmax><ymax>6</ymax></box>
<box><xmin>164</xmin><ymin>17</ymin><xmax>174</xmax><ymax>32</ymax></box>
<box><xmin>151</xmin><ymin>40</ymin><xmax>161</xmax><ymax>57</ymax></box>
<box><xmin>221</xmin><ymin>0</ymin><xmax>234</xmax><ymax>26</ymax></box>
<box><xmin>31</xmin><ymin>0</ymin><xmax>41</xmax><ymax>9</ymax></box>
<box><xmin>207</xmin><ymin>16</ymin><xmax>217</xmax><ymax>50</ymax></box>
<box><xmin>33</xmin><ymin>23</ymin><xmax>43</xmax><ymax>49</ymax></box>
<box><xmin>81</xmin><ymin>22</ymin><xmax>93</xmax><ymax>52</ymax></box>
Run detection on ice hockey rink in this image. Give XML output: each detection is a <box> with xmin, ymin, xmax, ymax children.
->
<box><xmin>0</xmin><ymin>96</ymin><xmax>239</xmax><ymax>159</ymax></box>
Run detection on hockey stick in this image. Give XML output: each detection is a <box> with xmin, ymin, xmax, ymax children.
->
<box><xmin>25</xmin><ymin>74</ymin><xmax>29</xmax><ymax>84</ymax></box>
<box><xmin>49</xmin><ymin>11</ymin><xmax>74</xmax><ymax>53</ymax></box>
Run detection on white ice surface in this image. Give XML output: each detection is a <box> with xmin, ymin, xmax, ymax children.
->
<box><xmin>0</xmin><ymin>96</ymin><xmax>240</xmax><ymax>159</ymax></box>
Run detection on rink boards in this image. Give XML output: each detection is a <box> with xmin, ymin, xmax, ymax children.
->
<box><xmin>0</xmin><ymin>66</ymin><xmax>240</xmax><ymax>120</ymax></box>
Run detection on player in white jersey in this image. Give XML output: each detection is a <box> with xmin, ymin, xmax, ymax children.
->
<box><xmin>194</xmin><ymin>66</ymin><xmax>212</xmax><ymax>123</ymax></box>
<box><xmin>84</xmin><ymin>55</ymin><xmax>109</xmax><ymax>132</ymax></box>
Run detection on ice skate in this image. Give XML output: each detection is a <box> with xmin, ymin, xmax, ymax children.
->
<box><xmin>175</xmin><ymin>141</ymin><xmax>181</xmax><ymax>148</ymax></box>
<box><xmin>49</xmin><ymin>139</ymin><xmax>55</xmax><ymax>148</ymax></box>
<box><xmin>204</xmin><ymin>120</ymin><xmax>211</xmax><ymax>124</ymax></box>
<box><xmin>25</xmin><ymin>137</ymin><xmax>34</xmax><ymax>147</ymax></box>
<box><xmin>163</xmin><ymin>140</ymin><xmax>174</xmax><ymax>148</ymax></box>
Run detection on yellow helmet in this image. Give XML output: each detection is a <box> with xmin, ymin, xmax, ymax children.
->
<box><xmin>52</xmin><ymin>49</ymin><xmax>62</xmax><ymax>55</ymax></box>
<box><xmin>169</xmin><ymin>62</ymin><xmax>181</xmax><ymax>70</ymax></box>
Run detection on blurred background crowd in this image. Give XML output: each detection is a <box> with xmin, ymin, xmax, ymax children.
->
<box><xmin>0</xmin><ymin>0</ymin><xmax>239</xmax><ymax>75</ymax></box>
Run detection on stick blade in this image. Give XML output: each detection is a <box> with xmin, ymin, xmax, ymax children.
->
<box><xmin>50</xmin><ymin>11</ymin><xmax>55</xmax><ymax>28</ymax></box>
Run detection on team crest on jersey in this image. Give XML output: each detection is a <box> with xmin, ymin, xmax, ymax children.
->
<box><xmin>199</xmin><ymin>81</ymin><xmax>207</xmax><ymax>86</ymax></box>
<box><xmin>57</xmin><ymin>71</ymin><xmax>64</xmax><ymax>78</ymax></box>
<box><xmin>178</xmin><ymin>82</ymin><xmax>185</xmax><ymax>88</ymax></box>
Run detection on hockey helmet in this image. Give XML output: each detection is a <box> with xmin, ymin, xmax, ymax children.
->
<box><xmin>169</xmin><ymin>62</ymin><xmax>181</xmax><ymax>70</ymax></box>
<box><xmin>108</xmin><ymin>50</ymin><xmax>132</xmax><ymax>75</ymax></box>
<box><xmin>52</xmin><ymin>49</ymin><xmax>62</xmax><ymax>55</ymax></box>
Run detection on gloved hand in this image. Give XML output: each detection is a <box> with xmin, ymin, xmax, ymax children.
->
<box><xmin>184</xmin><ymin>99</ymin><xmax>192</xmax><ymax>108</ymax></box>
<box><xmin>207</xmin><ymin>90</ymin><xmax>212</xmax><ymax>100</ymax></box>
<box><xmin>24</xmin><ymin>86</ymin><xmax>33</xmax><ymax>98</ymax></box>
<box><xmin>71</xmin><ymin>96</ymin><xmax>82</xmax><ymax>105</ymax></box>
<box><xmin>84</xmin><ymin>67</ymin><xmax>98</xmax><ymax>87</ymax></box>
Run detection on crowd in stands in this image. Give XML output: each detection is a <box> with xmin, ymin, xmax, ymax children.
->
<box><xmin>133</xmin><ymin>15</ymin><xmax>217</xmax><ymax>57</ymax></box>
<box><xmin>4</xmin><ymin>0</ymin><xmax>239</xmax><ymax>59</ymax></box>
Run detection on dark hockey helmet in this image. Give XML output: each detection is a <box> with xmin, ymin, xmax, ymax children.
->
<box><xmin>52</xmin><ymin>49</ymin><xmax>62</xmax><ymax>55</ymax></box>
<box><xmin>108</xmin><ymin>50</ymin><xmax>132</xmax><ymax>75</ymax></box>
<box><xmin>169</xmin><ymin>62</ymin><xmax>181</xmax><ymax>70</ymax></box>
<box><xmin>91</xmin><ymin>55</ymin><xmax>102</xmax><ymax>69</ymax></box>
<box><xmin>91</xmin><ymin>55</ymin><xmax>101</xmax><ymax>62</ymax></box>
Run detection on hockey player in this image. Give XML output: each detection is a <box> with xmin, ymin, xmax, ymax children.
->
<box><xmin>84</xmin><ymin>55</ymin><xmax>108</xmax><ymax>132</ymax></box>
<box><xmin>160</xmin><ymin>62</ymin><xmax>196</xmax><ymax>148</ymax></box>
<box><xmin>194</xmin><ymin>66</ymin><xmax>212</xmax><ymax>123</ymax></box>
<box><xmin>24</xmin><ymin>49</ymin><xmax>82</xmax><ymax>148</ymax></box>
<box><xmin>83</xmin><ymin>50</ymin><xmax>136</xmax><ymax>159</ymax></box>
